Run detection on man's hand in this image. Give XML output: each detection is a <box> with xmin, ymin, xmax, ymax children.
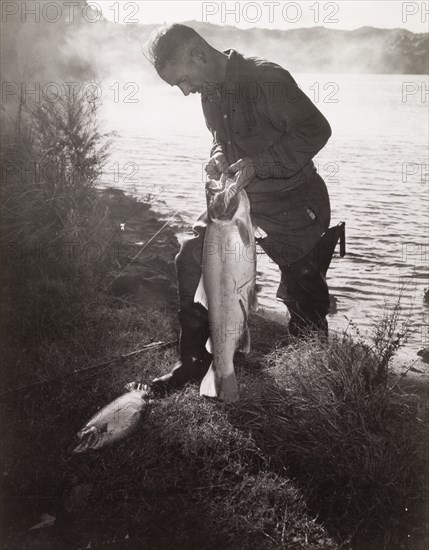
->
<box><xmin>210</xmin><ymin>177</ymin><xmax>238</xmax><ymax>219</ymax></box>
<box><xmin>228</xmin><ymin>157</ymin><xmax>256</xmax><ymax>189</ymax></box>
<box><xmin>205</xmin><ymin>152</ymin><xmax>228</xmax><ymax>181</ymax></box>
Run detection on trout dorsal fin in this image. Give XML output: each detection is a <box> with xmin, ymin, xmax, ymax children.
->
<box><xmin>194</xmin><ymin>275</ymin><xmax>208</xmax><ymax>309</ymax></box>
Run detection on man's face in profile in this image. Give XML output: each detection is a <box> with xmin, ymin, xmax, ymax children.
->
<box><xmin>158</xmin><ymin>48</ymin><xmax>210</xmax><ymax>96</ymax></box>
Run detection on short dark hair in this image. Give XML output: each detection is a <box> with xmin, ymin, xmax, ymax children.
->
<box><xmin>146</xmin><ymin>24</ymin><xmax>207</xmax><ymax>72</ymax></box>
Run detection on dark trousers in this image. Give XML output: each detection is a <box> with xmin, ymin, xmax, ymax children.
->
<box><xmin>175</xmin><ymin>174</ymin><xmax>336</xmax><ymax>361</ymax></box>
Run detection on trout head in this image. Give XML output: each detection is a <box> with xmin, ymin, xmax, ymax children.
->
<box><xmin>206</xmin><ymin>178</ymin><xmax>240</xmax><ymax>221</ymax></box>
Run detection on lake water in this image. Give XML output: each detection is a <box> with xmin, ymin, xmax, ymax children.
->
<box><xmin>99</xmin><ymin>73</ymin><xmax>428</xmax><ymax>358</ymax></box>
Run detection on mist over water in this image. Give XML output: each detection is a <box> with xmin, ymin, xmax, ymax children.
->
<box><xmin>99</xmin><ymin>73</ymin><xmax>428</xmax><ymax>356</ymax></box>
<box><xmin>1</xmin><ymin>3</ymin><xmax>427</xmax><ymax>356</ymax></box>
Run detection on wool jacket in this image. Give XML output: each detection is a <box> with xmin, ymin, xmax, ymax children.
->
<box><xmin>201</xmin><ymin>49</ymin><xmax>332</xmax><ymax>193</ymax></box>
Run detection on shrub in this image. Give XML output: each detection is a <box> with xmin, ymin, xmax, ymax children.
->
<box><xmin>1</xmin><ymin>93</ymin><xmax>113</xmax><ymax>324</ymax></box>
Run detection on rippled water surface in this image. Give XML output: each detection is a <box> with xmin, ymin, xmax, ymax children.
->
<box><xmin>100</xmin><ymin>74</ymin><xmax>428</xmax><ymax>355</ymax></box>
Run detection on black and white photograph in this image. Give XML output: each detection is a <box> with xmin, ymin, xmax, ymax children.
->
<box><xmin>0</xmin><ymin>1</ymin><xmax>428</xmax><ymax>548</ymax></box>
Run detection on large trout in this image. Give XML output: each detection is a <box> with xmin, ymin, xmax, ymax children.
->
<box><xmin>195</xmin><ymin>178</ymin><xmax>257</xmax><ymax>403</ymax></box>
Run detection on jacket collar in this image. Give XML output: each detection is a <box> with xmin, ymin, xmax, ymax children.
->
<box><xmin>202</xmin><ymin>49</ymin><xmax>240</xmax><ymax>103</ymax></box>
<box><xmin>224</xmin><ymin>48</ymin><xmax>240</xmax><ymax>89</ymax></box>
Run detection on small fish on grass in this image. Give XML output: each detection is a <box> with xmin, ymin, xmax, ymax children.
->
<box><xmin>73</xmin><ymin>384</ymin><xmax>151</xmax><ymax>453</ymax></box>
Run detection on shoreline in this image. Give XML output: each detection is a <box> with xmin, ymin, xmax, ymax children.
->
<box><xmin>2</xmin><ymin>188</ymin><xmax>428</xmax><ymax>549</ymax></box>
<box><xmin>100</xmin><ymin>185</ymin><xmax>429</xmax><ymax>400</ymax></box>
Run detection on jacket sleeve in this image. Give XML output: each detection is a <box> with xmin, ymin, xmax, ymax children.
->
<box><xmin>210</xmin><ymin>130</ymin><xmax>224</xmax><ymax>157</ymax></box>
<box><xmin>202</xmin><ymin>98</ymin><xmax>225</xmax><ymax>158</ymax></box>
<box><xmin>251</xmin><ymin>64</ymin><xmax>331</xmax><ymax>179</ymax></box>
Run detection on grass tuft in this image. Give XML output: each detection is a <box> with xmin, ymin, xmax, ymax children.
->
<box><xmin>231</xmin><ymin>329</ymin><xmax>428</xmax><ymax>548</ymax></box>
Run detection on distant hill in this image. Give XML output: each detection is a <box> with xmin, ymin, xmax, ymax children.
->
<box><xmin>127</xmin><ymin>21</ymin><xmax>429</xmax><ymax>75</ymax></box>
<box><xmin>1</xmin><ymin>7</ymin><xmax>428</xmax><ymax>99</ymax></box>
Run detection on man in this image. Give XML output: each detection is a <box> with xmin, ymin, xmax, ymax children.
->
<box><xmin>147</xmin><ymin>24</ymin><xmax>342</xmax><ymax>394</ymax></box>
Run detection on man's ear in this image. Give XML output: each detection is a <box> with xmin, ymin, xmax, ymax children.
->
<box><xmin>190</xmin><ymin>47</ymin><xmax>207</xmax><ymax>64</ymax></box>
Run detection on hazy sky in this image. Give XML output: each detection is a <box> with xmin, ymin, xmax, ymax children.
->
<box><xmin>100</xmin><ymin>0</ymin><xmax>429</xmax><ymax>32</ymax></box>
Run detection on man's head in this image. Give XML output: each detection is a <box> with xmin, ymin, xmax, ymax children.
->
<box><xmin>147</xmin><ymin>24</ymin><xmax>224</xmax><ymax>95</ymax></box>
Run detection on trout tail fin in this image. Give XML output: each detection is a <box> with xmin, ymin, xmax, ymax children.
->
<box><xmin>199</xmin><ymin>362</ymin><xmax>217</xmax><ymax>398</ymax></box>
<box><xmin>194</xmin><ymin>275</ymin><xmax>208</xmax><ymax>309</ymax></box>
<box><xmin>200</xmin><ymin>364</ymin><xmax>238</xmax><ymax>403</ymax></box>
<box><xmin>218</xmin><ymin>372</ymin><xmax>238</xmax><ymax>403</ymax></box>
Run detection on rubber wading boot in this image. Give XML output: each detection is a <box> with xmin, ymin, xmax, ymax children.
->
<box><xmin>151</xmin><ymin>302</ymin><xmax>212</xmax><ymax>396</ymax></box>
<box><xmin>287</xmin><ymin>305</ymin><xmax>329</xmax><ymax>341</ymax></box>
<box><xmin>151</xmin><ymin>353</ymin><xmax>212</xmax><ymax>396</ymax></box>
<box><xmin>279</xmin><ymin>223</ymin><xmax>345</xmax><ymax>342</ymax></box>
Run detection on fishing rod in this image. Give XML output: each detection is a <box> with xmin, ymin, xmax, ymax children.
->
<box><xmin>0</xmin><ymin>339</ymin><xmax>178</xmax><ymax>400</ymax></box>
<box><xmin>50</xmin><ymin>207</ymin><xmax>181</xmax><ymax>338</ymax></box>
<box><xmin>102</xmin><ymin>208</ymin><xmax>180</xmax><ymax>294</ymax></box>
